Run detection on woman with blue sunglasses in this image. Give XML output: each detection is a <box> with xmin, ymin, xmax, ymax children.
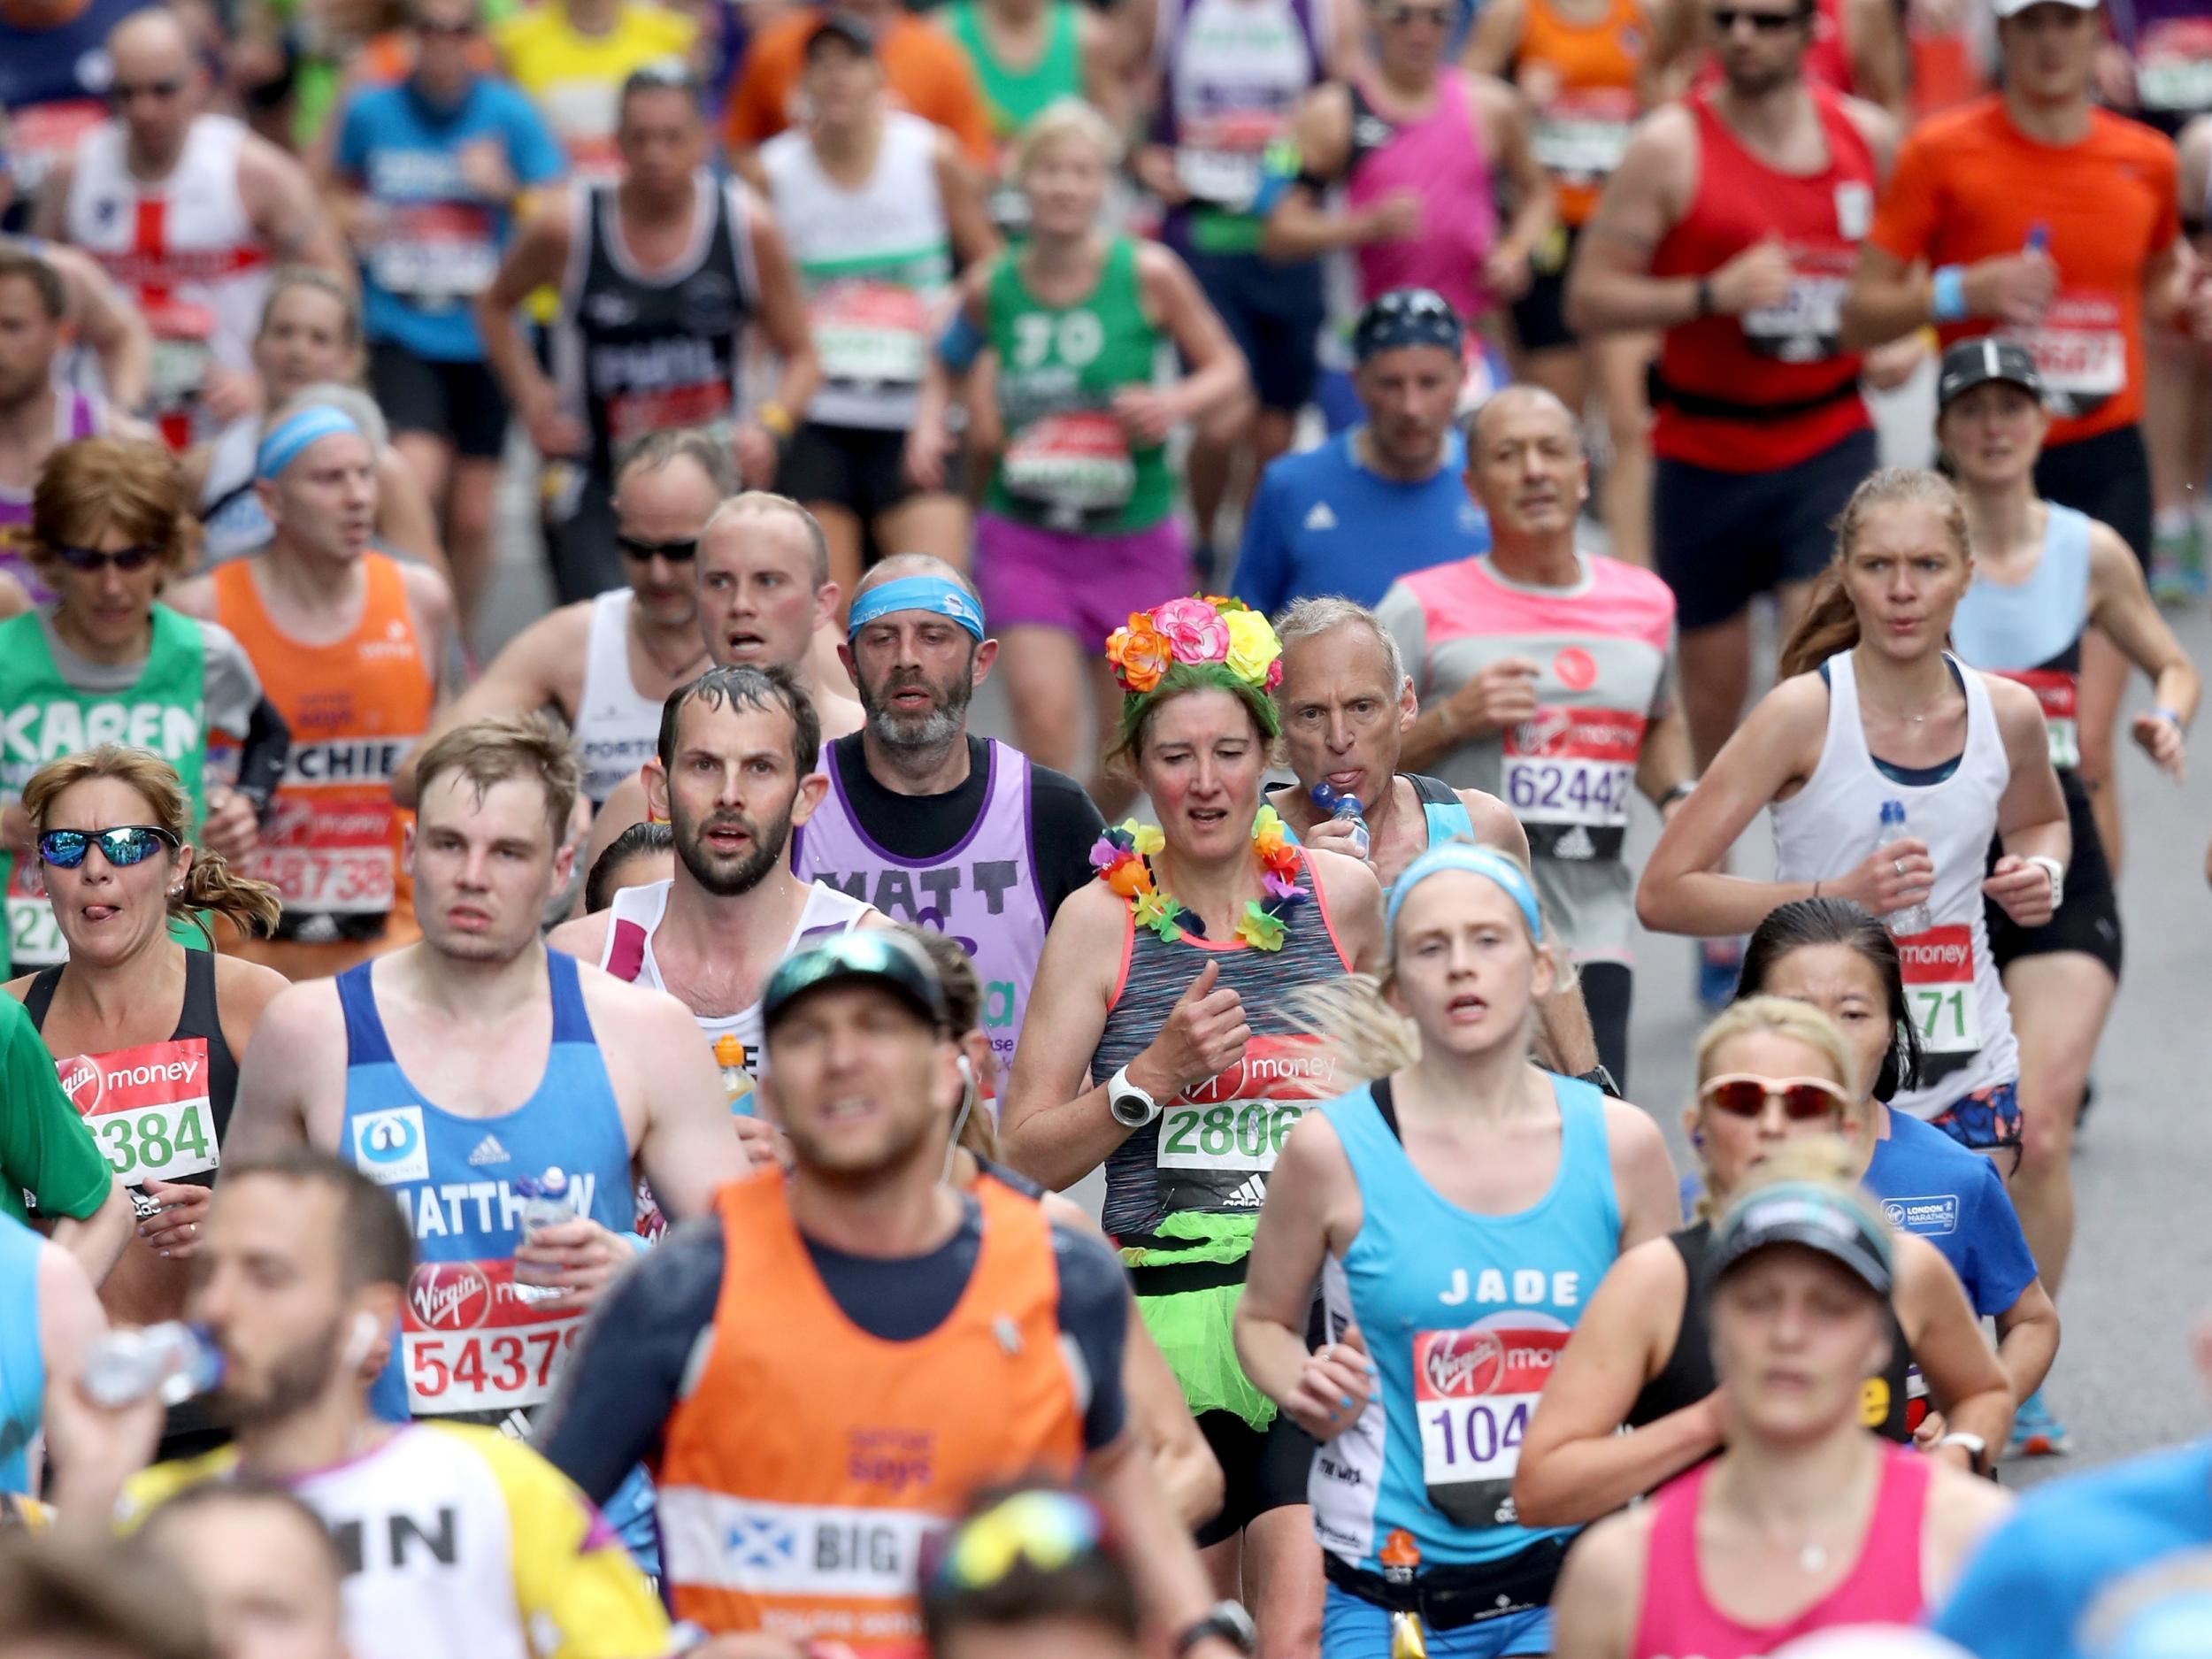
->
<box><xmin>0</xmin><ymin>437</ymin><xmax>289</xmax><ymax>980</ymax></box>
<box><xmin>7</xmin><ymin>745</ymin><xmax>282</xmax><ymax>1458</ymax></box>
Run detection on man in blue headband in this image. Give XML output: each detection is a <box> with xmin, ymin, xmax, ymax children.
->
<box><xmin>791</xmin><ymin>554</ymin><xmax>1108</xmax><ymax>1073</ymax></box>
<box><xmin>172</xmin><ymin>399</ymin><xmax>456</xmax><ymax>979</ymax></box>
<box><xmin>1229</xmin><ymin>289</ymin><xmax>1492</xmax><ymax>618</ymax></box>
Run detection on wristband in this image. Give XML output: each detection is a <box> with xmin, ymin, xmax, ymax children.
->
<box><xmin>938</xmin><ymin>310</ymin><xmax>987</xmax><ymax>373</ymax></box>
<box><xmin>757</xmin><ymin>401</ymin><xmax>795</xmax><ymax>439</ymax></box>
<box><xmin>1658</xmin><ymin>779</ymin><xmax>1698</xmax><ymax>810</ymax></box>
<box><xmin>2156</xmin><ymin>705</ymin><xmax>2187</xmax><ymax>733</ymax></box>
<box><xmin>622</xmin><ymin>1230</ymin><xmax>652</xmax><ymax>1256</ymax></box>
<box><xmin>1932</xmin><ymin>265</ymin><xmax>1969</xmax><ymax>324</ymax></box>
<box><xmin>1694</xmin><ymin>276</ymin><xmax>1714</xmax><ymax>319</ymax></box>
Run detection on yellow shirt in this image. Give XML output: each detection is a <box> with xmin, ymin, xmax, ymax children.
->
<box><xmin>122</xmin><ymin>1423</ymin><xmax>669</xmax><ymax>1659</ymax></box>
<box><xmin>497</xmin><ymin>0</ymin><xmax>700</xmax><ymax>176</ymax></box>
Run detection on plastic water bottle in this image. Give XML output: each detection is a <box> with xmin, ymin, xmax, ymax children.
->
<box><xmin>1309</xmin><ymin>782</ymin><xmax>1371</xmax><ymax>861</ymax></box>
<box><xmin>518</xmin><ymin>1167</ymin><xmax>577</xmax><ymax>1240</ymax></box>
<box><xmin>81</xmin><ymin>1322</ymin><xmax>223</xmax><ymax>1409</ymax></box>
<box><xmin>1878</xmin><ymin>800</ymin><xmax>1933</xmax><ymax>937</ymax></box>
<box><xmin>713</xmin><ymin>1033</ymin><xmax>755</xmax><ymax>1118</ymax></box>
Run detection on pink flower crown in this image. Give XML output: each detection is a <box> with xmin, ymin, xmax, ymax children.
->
<box><xmin>1105</xmin><ymin>595</ymin><xmax>1285</xmax><ymax>698</ymax></box>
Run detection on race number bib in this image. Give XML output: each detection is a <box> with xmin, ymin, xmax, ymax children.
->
<box><xmin>1999</xmin><ymin>667</ymin><xmax>2080</xmax><ymax>772</ymax></box>
<box><xmin>1176</xmin><ymin>111</ymin><xmax>1289</xmax><ymax>212</ymax></box>
<box><xmin>11</xmin><ymin>101</ymin><xmax>105</xmax><ymax>198</ymax></box>
<box><xmin>6</xmin><ymin>858</ymin><xmax>64</xmax><ymax>968</ymax></box>
<box><xmin>1412</xmin><ymin>1314</ymin><xmax>1569</xmax><ymax>1528</ymax></box>
<box><xmin>1502</xmin><ymin>705</ymin><xmax>1645</xmax><ymax>864</ymax></box>
<box><xmin>1002</xmin><ymin>411</ymin><xmax>1135</xmax><ymax>523</ymax></box>
<box><xmin>811</xmin><ymin>280</ymin><xmax>930</xmax><ymax>388</ymax></box>
<box><xmin>1741</xmin><ymin>248</ymin><xmax>1853</xmax><ymax>363</ymax></box>
<box><xmin>402</xmin><ymin>1256</ymin><xmax>588</xmax><ymax>1415</ymax></box>
<box><xmin>1156</xmin><ymin>1034</ymin><xmax>1334</xmax><ymax>1214</ymax></box>
<box><xmin>2135</xmin><ymin>18</ymin><xmax>2212</xmax><ymax>111</ymax></box>
<box><xmin>144</xmin><ymin>301</ymin><xmax>217</xmax><ymax>414</ymax></box>
<box><xmin>1531</xmin><ymin>87</ymin><xmax>1637</xmax><ymax>183</ymax></box>
<box><xmin>248</xmin><ymin>797</ymin><xmax>396</xmax><ymax>916</ymax></box>
<box><xmin>1898</xmin><ymin>923</ymin><xmax>1980</xmax><ymax>1064</ymax></box>
<box><xmin>606</xmin><ymin>381</ymin><xmax>735</xmax><ymax>447</ymax></box>
<box><xmin>54</xmin><ymin>1038</ymin><xmax>219</xmax><ymax>1184</ymax></box>
<box><xmin>2004</xmin><ymin>292</ymin><xmax>2124</xmax><ymax>419</ymax></box>
<box><xmin>370</xmin><ymin>203</ymin><xmax>500</xmax><ymax>303</ymax></box>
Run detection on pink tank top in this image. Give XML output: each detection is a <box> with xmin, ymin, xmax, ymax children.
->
<box><xmin>1345</xmin><ymin>71</ymin><xmax>1497</xmax><ymax>320</ymax></box>
<box><xmin>1632</xmin><ymin>1443</ymin><xmax>1933</xmax><ymax>1659</ymax></box>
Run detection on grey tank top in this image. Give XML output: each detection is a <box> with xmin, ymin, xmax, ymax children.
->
<box><xmin>1090</xmin><ymin>848</ymin><xmax>1355</xmax><ymax>1242</ymax></box>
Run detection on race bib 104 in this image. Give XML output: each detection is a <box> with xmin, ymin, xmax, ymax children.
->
<box><xmin>402</xmin><ymin>1256</ymin><xmax>587</xmax><ymax>1415</ymax></box>
<box><xmin>1898</xmin><ymin>923</ymin><xmax>1979</xmax><ymax>1057</ymax></box>
<box><xmin>54</xmin><ymin>1037</ymin><xmax>219</xmax><ymax>1184</ymax></box>
<box><xmin>1413</xmin><ymin>1313</ymin><xmax>1569</xmax><ymax>1529</ymax></box>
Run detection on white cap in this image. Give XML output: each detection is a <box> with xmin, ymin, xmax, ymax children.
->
<box><xmin>1991</xmin><ymin>0</ymin><xmax>2097</xmax><ymax>19</ymax></box>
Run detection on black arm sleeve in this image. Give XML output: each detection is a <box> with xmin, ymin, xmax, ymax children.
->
<box><xmin>234</xmin><ymin>694</ymin><xmax>290</xmax><ymax>819</ymax></box>
<box><xmin>1028</xmin><ymin>765</ymin><xmax>1109</xmax><ymax>923</ymax></box>
<box><xmin>1049</xmin><ymin>1220</ymin><xmax>1131</xmax><ymax>1451</ymax></box>
<box><xmin>533</xmin><ymin>1218</ymin><xmax>725</xmax><ymax>1505</ymax></box>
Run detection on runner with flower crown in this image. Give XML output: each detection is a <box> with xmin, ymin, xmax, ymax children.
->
<box><xmin>1002</xmin><ymin>594</ymin><xmax>1385</xmax><ymax>1659</ymax></box>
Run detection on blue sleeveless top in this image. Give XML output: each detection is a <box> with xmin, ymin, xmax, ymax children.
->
<box><xmin>1308</xmin><ymin>1074</ymin><xmax>1619</xmax><ymax>1572</ymax></box>
<box><xmin>0</xmin><ymin>1215</ymin><xmax>44</xmax><ymax>1491</ymax></box>
<box><xmin>1950</xmin><ymin>502</ymin><xmax>2093</xmax><ymax>676</ymax></box>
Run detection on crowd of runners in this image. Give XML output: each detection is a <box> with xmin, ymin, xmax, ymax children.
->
<box><xmin>1</xmin><ymin>0</ymin><xmax>2211</xmax><ymax>1652</ymax></box>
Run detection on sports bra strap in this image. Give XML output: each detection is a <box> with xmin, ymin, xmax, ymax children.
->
<box><xmin>21</xmin><ymin>965</ymin><xmax>63</xmax><ymax>1028</ymax></box>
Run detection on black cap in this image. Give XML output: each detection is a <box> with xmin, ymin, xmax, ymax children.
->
<box><xmin>1708</xmin><ymin>1180</ymin><xmax>1894</xmax><ymax>1298</ymax></box>
<box><xmin>804</xmin><ymin>11</ymin><xmax>876</xmax><ymax>58</ymax></box>
<box><xmin>1937</xmin><ymin>336</ymin><xmax>2043</xmax><ymax>409</ymax></box>
<box><xmin>761</xmin><ymin>929</ymin><xmax>948</xmax><ymax>1034</ymax></box>
<box><xmin>1353</xmin><ymin>288</ymin><xmax>1465</xmax><ymax>364</ymax></box>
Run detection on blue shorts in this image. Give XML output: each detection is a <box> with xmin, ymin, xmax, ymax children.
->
<box><xmin>1321</xmin><ymin>1583</ymin><xmax>1552</xmax><ymax>1659</ymax></box>
<box><xmin>1926</xmin><ymin>1079</ymin><xmax>2023</xmax><ymax>1171</ymax></box>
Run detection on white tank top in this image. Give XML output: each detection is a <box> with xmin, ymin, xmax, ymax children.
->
<box><xmin>759</xmin><ymin>111</ymin><xmax>952</xmax><ymax>431</ymax></box>
<box><xmin>1770</xmin><ymin>650</ymin><xmax>2019</xmax><ymax>1118</ymax></box>
<box><xmin>65</xmin><ymin>116</ymin><xmax>273</xmax><ymax>446</ymax></box>
<box><xmin>572</xmin><ymin>591</ymin><xmax>665</xmax><ymax>806</ymax></box>
<box><xmin>198</xmin><ymin>416</ymin><xmax>271</xmax><ymax>563</ymax></box>
<box><xmin>596</xmin><ymin>875</ymin><xmax>874</xmax><ymax>1094</ymax></box>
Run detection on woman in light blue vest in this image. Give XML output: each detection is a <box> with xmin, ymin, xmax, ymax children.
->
<box><xmin>1235</xmin><ymin>844</ymin><xmax>1678</xmax><ymax>1659</ymax></box>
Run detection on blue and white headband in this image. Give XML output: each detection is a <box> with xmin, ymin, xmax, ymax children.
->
<box><xmin>256</xmin><ymin>406</ymin><xmax>365</xmax><ymax>482</ymax></box>
<box><xmin>847</xmin><ymin>575</ymin><xmax>985</xmax><ymax>641</ymax></box>
<box><xmin>1386</xmin><ymin>842</ymin><xmax>1543</xmax><ymax>943</ymax></box>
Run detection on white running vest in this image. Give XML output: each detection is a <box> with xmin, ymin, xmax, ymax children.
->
<box><xmin>760</xmin><ymin>111</ymin><xmax>952</xmax><ymax>431</ymax></box>
<box><xmin>1770</xmin><ymin>651</ymin><xmax>2019</xmax><ymax>1118</ymax></box>
<box><xmin>65</xmin><ymin>115</ymin><xmax>273</xmax><ymax>447</ymax></box>
<box><xmin>572</xmin><ymin>591</ymin><xmax>665</xmax><ymax>807</ymax></box>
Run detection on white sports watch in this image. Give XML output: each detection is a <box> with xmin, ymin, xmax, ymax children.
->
<box><xmin>2024</xmin><ymin>854</ymin><xmax>2066</xmax><ymax>912</ymax></box>
<box><xmin>1107</xmin><ymin>1064</ymin><xmax>1162</xmax><ymax>1128</ymax></box>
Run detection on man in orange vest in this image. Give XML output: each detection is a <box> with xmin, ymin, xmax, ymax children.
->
<box><xmin>536</xmin><ymin>930</ymin><xmax>1254</xmax><ymax>1659</ymax></box>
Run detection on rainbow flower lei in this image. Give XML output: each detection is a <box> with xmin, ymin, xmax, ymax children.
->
<box><xmin>1089</xmin><ymin>806</ymin><xmax>1309</xmax><ymax>951</ymax></box>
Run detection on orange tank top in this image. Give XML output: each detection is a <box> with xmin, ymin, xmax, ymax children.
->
<box><xmin>1520</xmin><ymin>0</ymin><xmax>1647</xmax><ymax>226</ymax></box>
<box><xmin>657</xmin><ymin>1170</ymin><xmax>1084</xmax><ymax>1652</ymax></box>
<box><xmin>213</xmin><ymin>552</ymin><xmax>434</xmax><ymax>930</ymax></box>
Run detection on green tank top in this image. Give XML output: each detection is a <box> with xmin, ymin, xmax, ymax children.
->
<box><xmin>945</xmin><ymin>0</ymin><xmax>1084</xmax><ymax>140</ymax></box>
<box><xmin>984</xmin><ymin>236</ymin><xmax>1174</xmax><ymax>535</ymax></box>
<box><xmin>0</xmin><ymin>606</ymin><xmax>213</xmax><ymax>976</ymax></box>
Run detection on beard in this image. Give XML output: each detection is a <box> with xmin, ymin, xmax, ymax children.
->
<box><xmin>857</xmin><ymin>660</ymin><xmax>975</xmax><ymax>756</ymax></box>
<box><xmin>673</xmin><ymin>795</ymin><xmax>795</xmax><ymax>898</ymax></box>
<box><xmin>781</xmin><ymin>1097</ymin><xmax>942</xmax><ymax>1186</ymax></box>
<box><xmin>208</xmin><ymin>1312</ymin><xmax>344</xmax><ymax>1432</ymax></box>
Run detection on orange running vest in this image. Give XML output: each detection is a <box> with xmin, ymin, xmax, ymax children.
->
<box><xmin>657</xmin><ymin>1170</ymin><xmax>1085</xmax><ymax>1653</ymax></box>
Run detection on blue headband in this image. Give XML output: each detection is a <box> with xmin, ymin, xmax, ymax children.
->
<box><xmin>1386</xmin><ymin>843</ymin><xmax>1543</xmax><ymax>942</ymax></box>
<box><xmin>256</xmin><ymin>406</ymin><xmax>364</xmax><ymax>481</ymax></box>
<box><xmin>847</xmin><ymin>575</ymin><xmax>985</xmax><ymax>641</ymax></box>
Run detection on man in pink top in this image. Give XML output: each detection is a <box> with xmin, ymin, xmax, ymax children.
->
<box><xmin>1374</xmin><ymin>385</ymin><xmax>1693</xmax><ymax>1088</ymax></box>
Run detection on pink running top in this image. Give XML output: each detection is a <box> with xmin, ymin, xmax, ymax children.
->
<box><xmin>1345</xmin><ymin>71</ymin><xmax>1496</xmax><ymax>320</ymax></box>
<box><xmin>1632</xmin><ymin>1442</ymin><xmax>1932</xmax><ymax>1659</ymax></box>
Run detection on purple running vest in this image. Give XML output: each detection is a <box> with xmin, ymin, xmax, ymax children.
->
<box><xmin>793</xmin><ymin>738</ymin><xmax>1049</xmax><ymax>1075</ymax></box>
<box><xmin>0</xmin><ymin>391</ymin><xmax>104</xmax><ymax>605</ymax></box>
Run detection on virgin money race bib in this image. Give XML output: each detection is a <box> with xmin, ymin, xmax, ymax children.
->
<box><xmin>371</xmin><ymin>203</ymin><xmax>500</xmax><ymax>304</ymax></box>
<box><xmin>1156</xmin><ymin>1034</ymin><xmax>1334</xmax><ymax>1213</ymax></box>
<box><xmin>2005</xmin><ymin>292</ymin><xmax>2124</xmax><ymax>420</ymax></box>
<box><xmin>54</xmin><ymin>1038</ymin><xmax>219</xmax><ymax>1186</ymax></box>
<box><xmin>1002</xmin><ymin>411</ymin><xmax>1135</xmax><ymax>522</ymax></box>
<box><xmin>1899</xmin><ymin>924</ymin><xmax>1979</xmax><ymax>1084</ymax></box>
<box><xmin>1741</xmin><ymin>247</ymin><xmax>1853</xmax><ymax>363</ymax></box>
<box><xmin>1998</xmin><ymin>667</ymin><xmax>2080</xmax><ymax>772</ymax></box>
<box><xmin>250</xmin><ymin>794</ymin><xmax>396</xmax><ymax>915</ymax></box>
<box><xmin>1503</xmin><ymin>706</ymin><xmax>1644</xmax><ymax>863</ymax></box>
<box><xmin>812</xmin><ymin>280</ymin><xmax>930</xmax><ymax>388</ymax></box>
<box><xmin>1412</xmin><ymin>1311</ymin><xmax>1569</xmax><ymax>1528</ymax></box>
<box><xmin>401</xmin><ymin>1256</ymin><xmax>588</xmax><ymax>1417</ymax></box>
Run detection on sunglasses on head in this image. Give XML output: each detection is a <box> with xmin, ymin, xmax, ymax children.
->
<box><xmin>110</xmin><ymin>76</ymin><xmax>186</xmax><ymax>104</ymax></box>
<box><xmin>52</xmin><ymin>542</ymin><xmax>162</xmax><ymax>573</ymax></box>
<box><xmin>924</xmin><ymin>1491</ymin><xmax>1111</xmax><ymax>1594</ymax></box>
<box><xmin>38</xmin><ymin>826</ymin><xmax>180</xmax><ymax>871</ymax></box>
<box><xmin>1710</xmin><ymin>5</ymin><xmax>1809</xmax><ymax>27</ymax></box>
<box><xmin>1700</xmin><ymin>1073</ymin><xmax>1848</xmax><ymax>1121</ymax></box>
<box><xmin>617</xmin><ymin>534</ymin><xmax>699</xmax><ymax>565</ymax></box>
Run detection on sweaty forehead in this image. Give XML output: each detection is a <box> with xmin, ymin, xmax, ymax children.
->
<box><xmin>677</xmin><ymin>689</ymin><xmax>797</xmax><ymax>756</ymax></box>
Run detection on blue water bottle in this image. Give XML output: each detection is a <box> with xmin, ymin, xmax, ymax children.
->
<box><xmin>1878</xmin><ymin>800</ymin><xmax>1932</xmax><ymax>937</ymax></box>
<box><xmin>1310</xmin><ymin>782</ymin><xmax>1371</xmax><ymax>860</ymax></box>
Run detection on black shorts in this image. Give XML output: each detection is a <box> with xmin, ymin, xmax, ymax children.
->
<box><xmin>1985</xmin><ymin>769</ymin><xmax>2123</xmax><ymax>979</ymax></box>
<box><xmin>1653</xmin><ymin>426</ymin><xmax>1878</xmax><ymax>631</ymax></box>
<box><xmin>1186</xmin><ymin>249</ymin><xmax>1324</xmax><ymax>415</ymax></box>
<box><xmin>1194</xmin><ymin>1407</ymin><xmax>1315</xmax><ymax>1548</ymax></box>
<box><xmin>2034</xmin><ymin>423</ymin><xmax>2152</xmax><ymax>572</ymax></box>
<box><xmin>368</xmin><ymin>342</ymin><xmax>510</xmax><ymax>459</ymax></box>
<box><xmin>1509</xmin><ymin>223</ymin><xmax>1580</xmax><ymax>355</ymax></box>
<box><xmin>1576</xmin><ymin>958</ymin><xmax>1632</xmax><ymax>1096</ymax></box>
<box><xmin>778</xmin><ymin>421</ymin><xmax>925</xmax><ymax>522</ymax></box>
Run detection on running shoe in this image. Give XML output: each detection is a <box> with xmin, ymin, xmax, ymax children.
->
<box><xmin>2008</xmin><ymin>1388</ymin><xmax>2073</xmax><ymax>1458</ymax></box>
<box><xmin>1697</xmin><ymin>938</ymin><xmax>1742</xmax><ymax>1012</ymax></box>
<box><xmin>2150</xmin><ymin>518</ymin><xmax>2207</xmax><ymax>605</ymax></box>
